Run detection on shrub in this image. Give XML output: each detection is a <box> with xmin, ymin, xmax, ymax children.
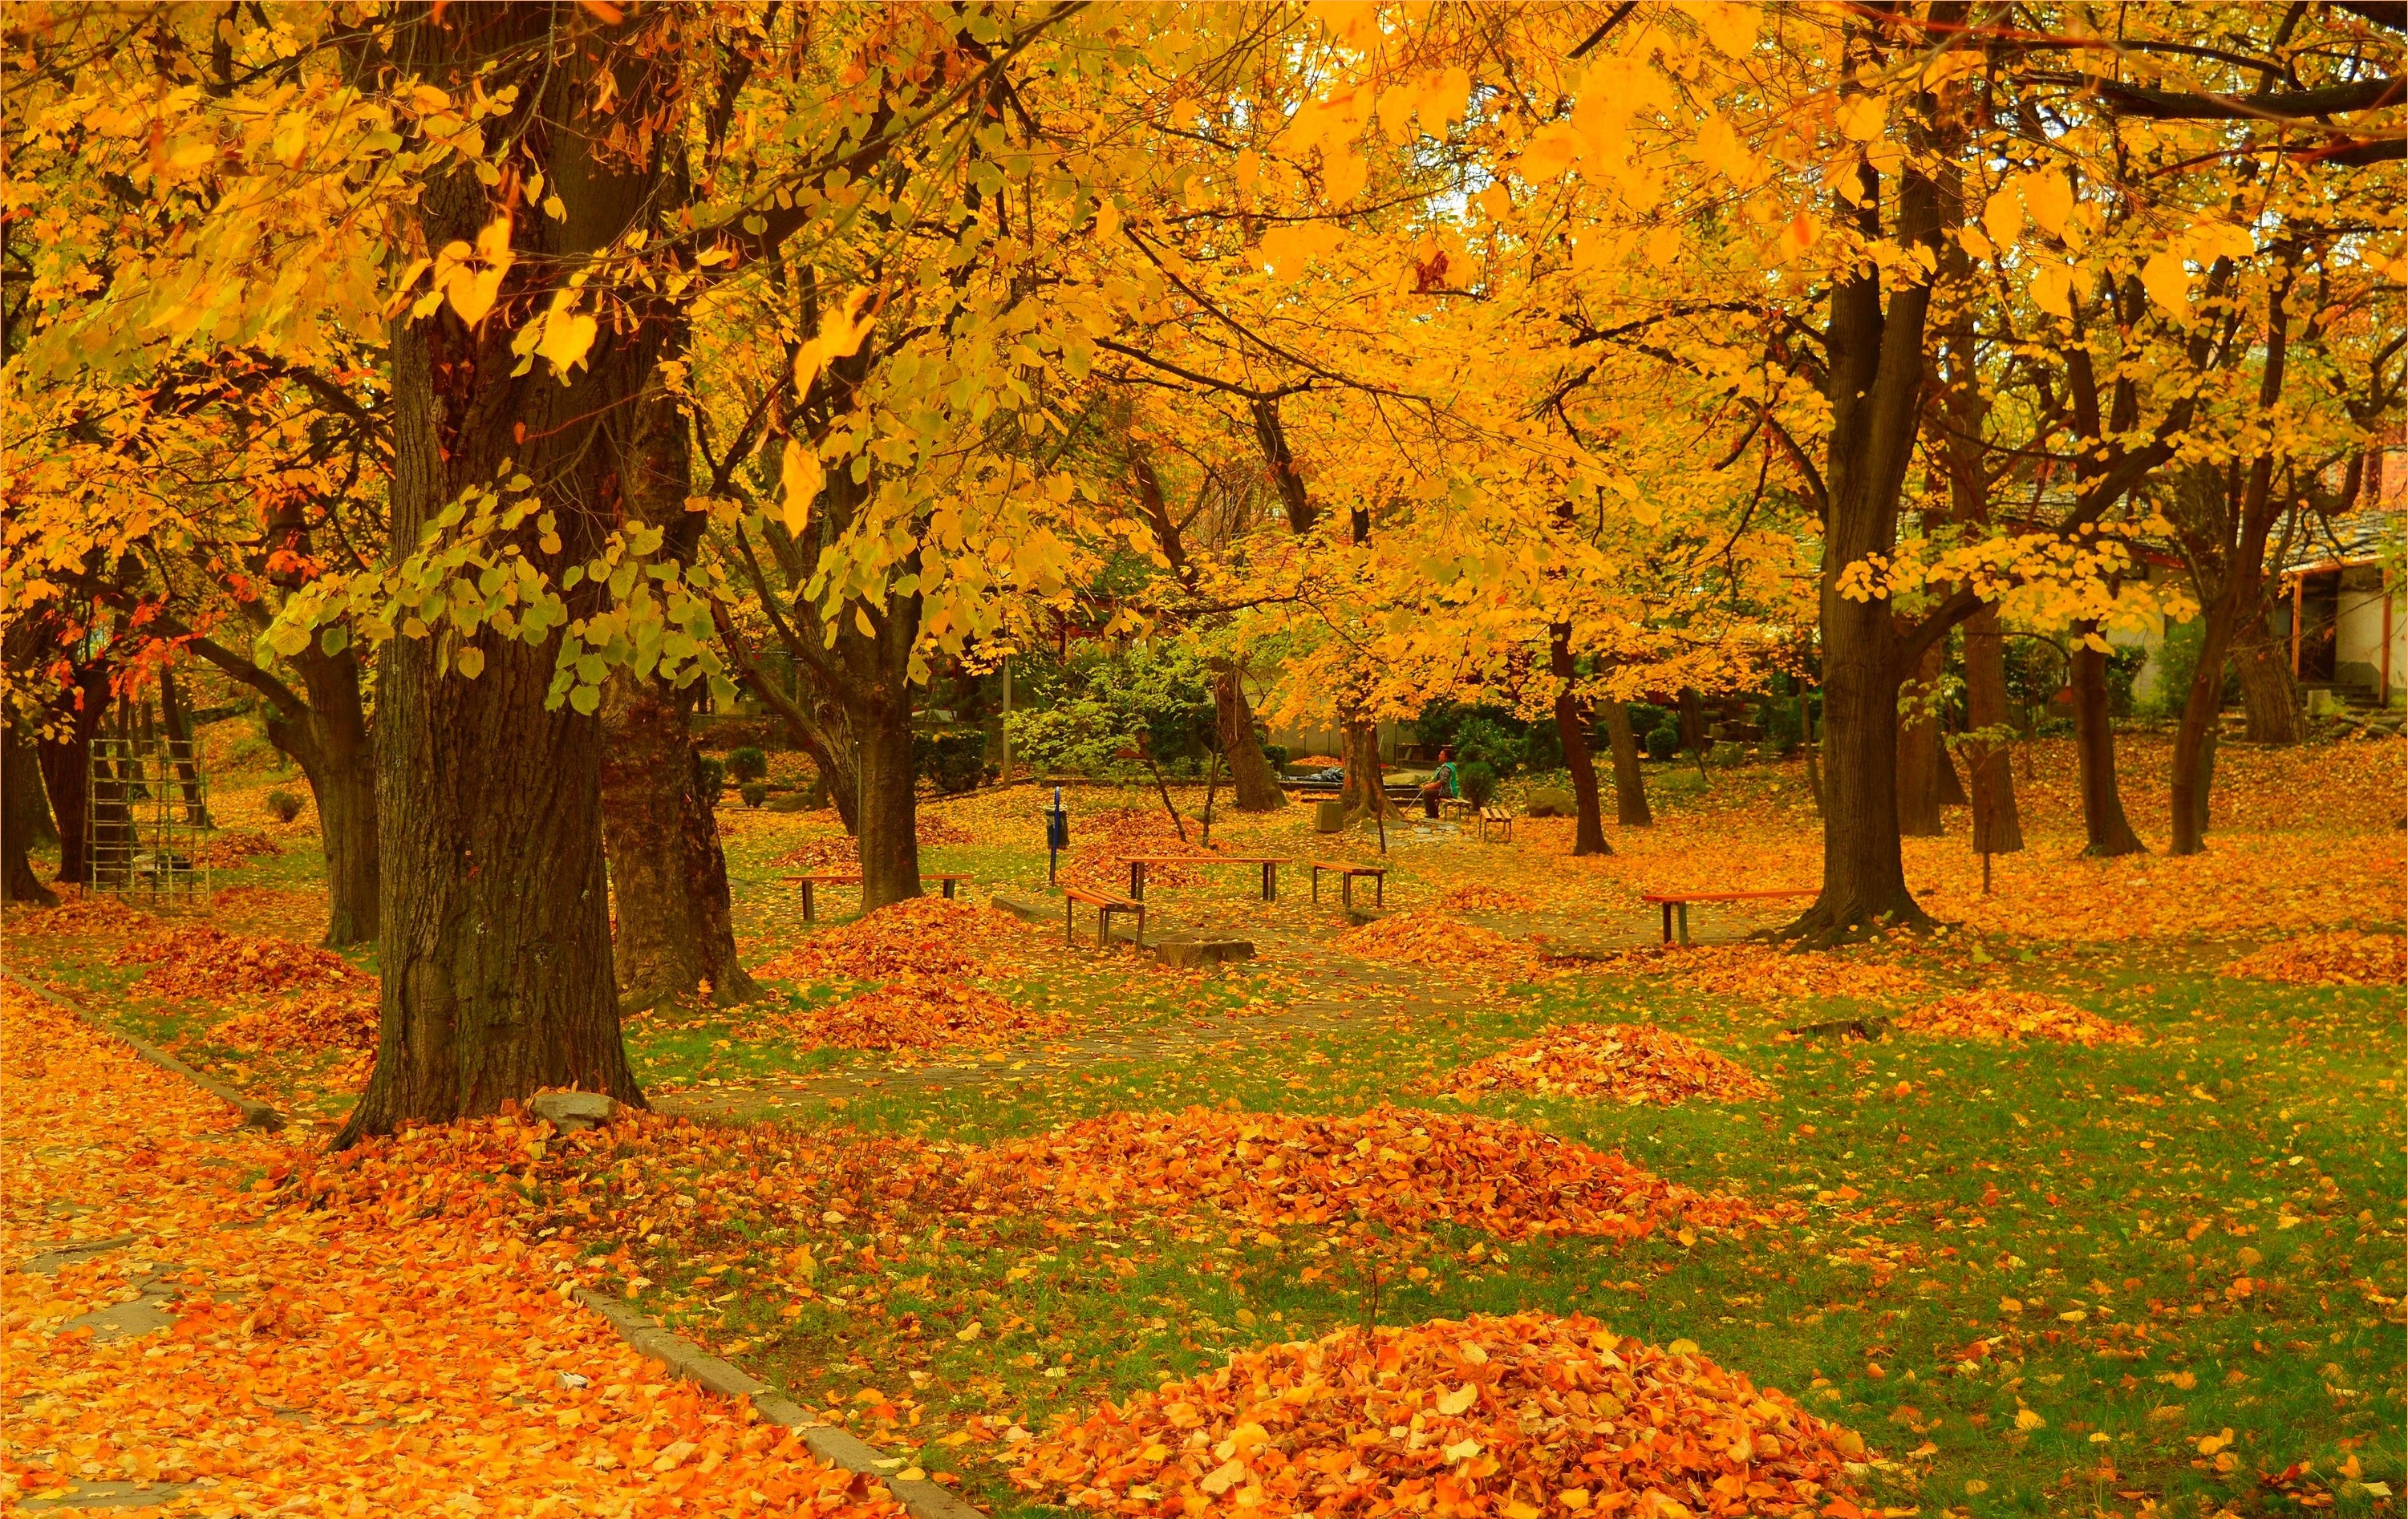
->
<box><xmin>1457</xmin><ymin>760</ymin><xmax>1498</xmax><ymax>808</ymax></box>
<box><xmin>265</xmin><ymin>789</ymin><xmax>306</xmax><ymax>823</ymax></box>
<box><xmin>1644</xmin><ymin>723</ymin><xmax>1680</xmax><ymax>760</ymax></box>
<box><xmin>695</xmin><ymin>755</ymin><xmax>727</xmax><ymax>809</ymax></box>
<box><xmin>768</xmin><ymin>792</ymin><xmax>812</xmax><ymax>813</ymax></box>
<box><xmin>1451</xmin><ymin>715</ymin><xmax>1525</xmax><ymax>778</ymax></box>
<box><xmin>1006</xmin><ymin>705</ymin><xmax>1131</xmax><ymax>776</ymax></box>
<box><xmin>912</xmin><ymin>728</ymin><xmax>988</xmax><ymax>795</ymax></box>
<box><xmin>1626</xmin><ymin>703</ymin><xmax>1669</xmax><ymax>737</ymax></box>
<box><xmin>1261</xmin><ymin>743</ymin><xmax>1290</xmax><ymax>773</ymax></box>
<box><xmin>740</xmin><ymin>781</ymin><xmax>768</xmax><ymax>808</ymax></box>
<box><xmin>726</xmin><ymin>746</ymin><xmax>769</xmax><ymax>783</ymax></box>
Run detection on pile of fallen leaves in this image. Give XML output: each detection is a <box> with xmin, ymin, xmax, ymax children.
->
<box><xmin>1892</xmin><ymin>988</ymin><xmax>2142</xmax><ymax>1047</ymax></box>
<box><xmin>917</xmin><ymin>814</ymin><xmax>977</xmax><ymax>846</ymax></box>
<box><xmin>197</xmin><ymin>830</ymin><xmax>282</xmax><ymax>867</ymax></box>
<box><xmin>1604</xmin><ymin>944</ymin><xmax>1930</xmax><ymax>1009</ymax></box>
<box><xmin>1338</xmin><ymin>913</ymin><xmax>1538</xmax><ymax>977</ymax></box>
<box><xmin>2220</xmin><ymin>931</ymin><xmax>2406</xmax><ymax>987</ymax></box>
<box><xmin>1064</xmin><ymin>807</ymin><xmax>1208</xmax><ymax>891</ymax></box>
<box><xmin>217</xmin><ymin>989</ymin><xmax>379</xmax><ymax>1053</ymax></box>
<box><xmin>987</xmin><ymin>1104</ymin><xmax>1782</xmax><ymax>1242</ymax></box>
<box><xmin>1436</xmin><ymin>883</ymin><xmax>1531</xmax><ymax>916</ymax></box>
<box><xmin>7</xmin><ymin>890</ymin><xmax>153</xmax><ymax>936</ymax></box>
<box><xmin>1423</xmin><ymin>1023</ymin><xmax>1774</xmax><ymax>1105</ymax></box>
<box><xmin>1011</xmin><ymin>1311</ymin><xmax>1866</xmax><ymax>1517</ymax></box>
<box><xmin>779</xmin><ymin>976</ymin><xmax>1062</xmax><ymax>1053</ymax></box>
<box><xmin>113</xmin><ymin>925</ymin><xmax>370</xmax><ymax>1000</ymax></box>
<box><xmin>771</xmin><ymin>835</ymin><xmax>859</xmax><ymax>871</ymax></box>
<box><xmin>754</xmin><ymin>895</ymin><xmax>1028</xmax><ymax>983</ymax></box>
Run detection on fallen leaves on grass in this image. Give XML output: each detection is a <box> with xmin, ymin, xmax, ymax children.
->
<box><xmin>755</xmin><ymin>896</ymin><xmax>1030</xmax><ymax>983</ymax></box>
<box><xmin>216</xmin><ymin>988</ymin><xmax>378</xmax><ymax>1053</ymax></box>
<box><xmin>778</xmin><ymin>976</ymin><xmax>1064</xmax><ymax>1054</ymax></box>
<box><xmin>1338</xmin><ymin>912</ymin><xmax>1539</xmax><ymax>978</ymax></box>
<box><xmin>1601</xmin><ymin>945</ymin><xmax>1929</xmax><ymax>1010</ymax></box>
<box><xmin>1435</xmin><ymin>883</ymin><xmax>1532</xmax><ymax>916</ymax></box>
<box><xmin>2220</xmin><ymin>931</ymin><xmax>2406</xmax><ymax>987</ymax></box>
<box><xmin>113</xmin><ymin>924</ymin><xmax>369</xmax><ymax>1000</ymax></box>
<box><xmin>1010</xmin><ymin>1311</ymin><xmax>1866</xmax><ymax>1517</ymax></box>
<box><xmin>1423</xmin><ymin>1023</ymin><xmax>1774</xmax><ymax>1105</ymax></box>
<box><xmin>0</xmin><ymin>983</ymin><xmax>905</xmax><ymax>1519</ymax></box>
<box><xmin>4</xmin><ymin>889</ymin><xmax>153</xmax><ymax>936</ymax></box>
<box><xmin>989</xmin><ymin>1104</ymin><xmax>1785</xmax><ymax>1242</ymax></box>
<box><xmin>1064</xmin><ymin>808</ymin><xmax>1211</xmax><ymax>892</ymax></box>
<box><xmin>1893</xmin><ymin>988</ymin><xmax>2142</xmax><ymax>1047</ymax></box>
<box><xmin>196</xmin><ymin>829</ymin><xmax>282</xmax><ymax>867</ymax></box>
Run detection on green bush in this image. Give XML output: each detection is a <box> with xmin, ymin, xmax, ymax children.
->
<box><xmin>1261</xmin><ymin>743</ymin><xmax>1290</xmax><ymax>773</ymax></box>
<box><xmin>1626</xmin><ymin>703</ymin><xmax>1668</xmax><ymax>737</ymax></box>
<box><xmin>767</xmin><ymin>792</ymin><xmax>812</xmax><ymax>813</ymax></box>
<box><xmin>265</xmin><ymin>788</ymin><xmax>306</xmax><ymax>823</ymax></box>
<box><xmin>2106</xmin><ymin>645</ymin><xmax>2150</xmax><ymax>719</ymax></box>
<box><xmin>2142</xmin><ymin>618</ymin><xmax>2237</xmax><ymax>719</ymax></box>
<box><xmin>740</xmin><ymin>781</ymin><xmax>768</xmax><ymax>808</ymax></box>
<box><xmin>1006</xmin><ymin>705</ymin><xmax>1133</xmax><ymax>776</ymax></box>
<box><xmin>1644</xmin><ymin>723</ymin><xmax>1680</xmax><ymax>760</ymax></box>
<box><xmin>1457</xmin><ymin>760</ymin><xmax>1498</xmax><ymax>808</ymax></box>
<box><xmin>695</xmin><ymin>755</ymin><xmax>727</xmax><ymax>809</ymax></box>
<box><xmin>726</xmin><ymin>746</ymin><xmax>768</xmax><ymax>783</ymax></box>
<box><xmin>1450</xmin><ymin>715</ymin><xmax>1525</xmax><ymax>777</ymax></box>
<box><xmin>913</xmin><ymin>728</ymin><xmax>988</xmax><ymax>795</ymax></box>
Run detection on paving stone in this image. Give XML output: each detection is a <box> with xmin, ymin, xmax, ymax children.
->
<box><xmin>529</xmin><ymin>1092</ymin><xmax>616</xmax><ymax>1131</ymax></box>
<box><xmin>18</xmin><ymin>1480</ymin><xmax>193</xmax><ymax>1511</ymax></box>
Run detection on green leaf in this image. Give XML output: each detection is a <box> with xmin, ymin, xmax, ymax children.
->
<box><xmin>569</xmin><ymin>684</ymin><xmax>602</xmax><ymax>715</ymax></box>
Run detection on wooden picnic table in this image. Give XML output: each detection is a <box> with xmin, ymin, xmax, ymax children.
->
<box><xmin>1118</xmin><ymin>854</ymin><xmax>1287</xmax><ymax>902</ymax></box>
<box><xmin>780</xmin><ymin>870</ymin><xmax>975</xmax><ymax>922</ymax></box>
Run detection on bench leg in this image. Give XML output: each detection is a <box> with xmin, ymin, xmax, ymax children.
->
<box><xmin>1066</xmin><ymin>896</ymin><xmax>1076</xmax><ymax>946</ymax></box>
<box><xmin>1129</xmin><ymin>861</ymin><xmax>1142</xmax><ymax>901</ymax></box>
<box><xmin>1660</xmin><ymin>902</ymin><xmax>1673</xmax><ymax>944</ymax></box>
<box><xmin>1134</xmin><ymin>903</ymin><xmax>1145</xmax><ymax>950</ymax></box>
<box><xmin>1262</xmin><ymin>861</ymin><xmax>1275</xmax><ymax>901</ymax></box>
<box><xmin>801</xmin><ymin>880</ymin><xmax>816</xmax><ymax>923</ymax></box>
<box><xmin>1677</xmin><ymin>903</ymin><xmax>1691</xmax><ymax>947</ymax></box>
<box><xmin>1341</xmin><ymin>876</ymin><xmax>1352</xmax><ymax>913</ymax></box>
<box><xmin>942</xmin><ymin>878</ymin><xmax>956</xmax><ymax>899</ymax></box>
<box><xmin>1311</xmin><ymin>868</ymin><xmax>1321</xmax><ymax>904</ymax></box>
<box><xmin>1376</xmin><ymin>873</ymin><xmax>1384</xmax><ymax>908</ymax></box>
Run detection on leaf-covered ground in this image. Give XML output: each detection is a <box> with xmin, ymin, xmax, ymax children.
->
<box><xmin>4</xmin><ymin>729</ymin><xmax>2402</xmax><ymax>1517</ymax></box>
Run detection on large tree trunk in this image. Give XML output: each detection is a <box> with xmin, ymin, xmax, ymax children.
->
<box><xmin>36</xmin><ymin>666</ymin><xmax>109</xmax><ymax>885</ymax></box>
<box><xmin>1214</xmin><ymin>667</ymin><xmax>1287</xmax><ymax>811</ymax></box>
<box><xmin>2234</xmin><ymin>597</ymin><xmax>2303</xmax><ymax>744</ymax></box>
<box><xmin>1339</xmin><ymin>718</ymin><xmax>1401</xmax><ymax>822</ymax></box>
<box><xmin>1551</xmin><ymin>622</ymin><xmax>1609</xmax><ymax>855</ymax></box>
<box><xmin>2171</xmin><ymin>591</ymin><xmax>2244</xmax><ymax>857</ymax></box>
<box><xmin>601</xmin><ymin>676</ymin><xmax>761</xmax><ymax>1007</ymax></box>
<box><xmin>1599</xmin><ymin>699</ymin><xmax>1652</xmax><ymax>827</ymax></box>
<box><xmin>854</xmin><ymin>695</ymin><xmax>922</xmax><ymax>910</ymax></box>
<box><xmin>2070</xmin><ymin>628</ymin><xmax>2145</xmax><ymax>857</ymax></box>
<box><xmin>1960</xmin><ymin>605</ymin><xmax>2025</xmax><ymax>853</ymax></box>
<box><xmin>337</xmin><ymin>2</ymin><xmax>653</xmax><ymax>1145</ymax></box>
<box><xmin>1895</xmin><ymin>636</ymin><xmax>1947</xmax><ymax>837</ymax></box>
<box><xmin>3</xmin><ymin>724</ymin><xmax>56</xmax><ymax>906</ymax></box>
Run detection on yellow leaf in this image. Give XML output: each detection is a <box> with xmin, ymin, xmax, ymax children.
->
<box><xmin>1667</xmin><ymin>1338</ymin><xmax>1700</xmax><ymax>1356</ymax></box>
<box><xmin>543</xmin><ymin>193</ymin><xmax>567</xmax><ymax>221</ymax></box>
<box><xmin>448</xmin><ymin>265</ymin><xmax>506</xmax><ymax>327</ymax></box>
<box><xmin>2140</xmin><ymin>250</ymin><xmax>2191</xmax><ymax>317</ymax></box>
<box><xmin>1437</xmin><ymin>1384</ymin><xmax>1478</xmax><ymax>1416</ymax></box>
<box><xmin>1418</xmin><ymin>66</ymin><xmax>1472</xmax><ymax>139</ymax></box>
<box><xmin>2014</xmin><ymin>1408</ymin><xmax>2045</xmax><ymax>1431</ymax></box>
<box><xmin>1560</xmin><ymin>1490</ymin><xmax>1592</xmax><ymax>1512</ymax></box>
<box><xmin>1198</xmin><ymin>1457</ymin><xmax>1247</xmax><ymax>1495</ymax></box>
<box><xmin>2017</xmin><ymin>168</ymin><xmax>2073</xmax><ymax>238</ymax></box>
<box><xmin>855</xmin><ymin>607</ymin><xmax>877</xmax><ymax>639</ymax></box>
<box><xmin>1478</xmin><ymin>184</ymin><xmax>1514</xmax><ymax>220</ymax></box>
<box><xmin>1838</xmin><ymin>95</ymin><xmax>1886</xmax><ymax>142</ymax></box>
<box><xmin>1444</xmin><ymin>1438</ymin><xmax>1482</xmax><ymax>1463</ymax></box>
<box><xmin>1093</xmin><ymin>198</ymin><xmax>1121</xmax><ymax>242</ymax></box>
<box><xmin>536</xmin><ymin>309</ymin><xmax>598</xmax><ymax>376</ymax></box>
<box><xmin>1982</xmin><ymin>188</ymin><xmax>2023</xmax><ymax>249</ymax></box>
<box><xmin>2030</xmin><ymin>263</ymin><xmax>2075</xmax><ymax>321</ymax></box>
<box><xmin>780</xmin><ymin>439</ymin><xmax>823</xmax><ymax>537</ymax></box>
<box><xmin>455</xmin><ymin>646</ymin><xmax>485</xmax><ymax>679</ymax></box>
<box><xmin>1322</xmin><ymin>147</ymin><xmax>1368</xmax><ymax>205</ymax></box>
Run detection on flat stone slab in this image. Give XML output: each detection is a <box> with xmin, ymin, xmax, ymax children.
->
<box><xmin>63</xmin><ymin>1266</ymin><xmax>182</xmax><ymax>1343</ymax></box>
<box><xmin>531</xmin><ymin>1092</ymin><xmax>617</xmax><ymax>1132</ymax></box>
<box><xmin>1142</xmin><ymin>934</ymin><xmax>1255</xmax><ymax>968</ymax></box>
<box><xmin>18</xmin><ymin>1480</ymin><xmax>193</xmax><ymax>1512</ymax></box>
<box><xmin>21</xmin><ymin>1234</ymin><xmax>137</xmax><ymax>1276</ymax></box>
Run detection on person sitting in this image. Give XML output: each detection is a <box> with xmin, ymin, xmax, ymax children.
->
<box><xmin>1419</xmin><ymin>747</ymin><xmax>1459</xmax><ymax>818</ymax></box>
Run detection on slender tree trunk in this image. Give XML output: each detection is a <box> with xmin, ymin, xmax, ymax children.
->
<box><xmin>338</xmin><ymin>2</ymin><xmax>655</xmax><ymax>1145</ymax></box>
<box><xmin>1960</xmin><ymin>605</ymin><xmax>2025</xmax><ymax>853</ymax></box>
<box><xmin>156</xmin><ymin>669</ymin><xmax>209</xmax><ymax>827</ymax></box>
<box><xmin>1599</xmin><ymin>699</ymin><xmax>1652</xmax><ymax>827</ymax></box>
<box><xmin>1550</xmin><ymin>622</ymin><xmax>1609</xmax><ymax>854</ymax></box>
<box><xmin>1214</xmin><ymin>667</ymin><xmax>1287</xmax><ymax>811</ymax></box>
<box><xmin>1339</xmin><ymin>718</ymin><xmax>1401</xmax><ymax>821</ymax></box>
<box><xmin>2171</xmin><ymin>589</ymin><xmax>2244</xmax><ymax>857</ymax></box>
<box><xmin>854</xmin><ymin>696</ymin><xmax>922</xmax><ymax>910</ymax></box>
<box><xmin>1799</xmin><ymin>689</ymin><xmax>1823</xmax><ymax>817</ymax></box>
<box><xmin>601</xmin><ymin>675</ymin><xmax>761</xmax><ymax>1007</ymax></box>
<box><xmin>2070</xmin><ymin>629</ymin><xmax>2146</xmax><ymax>857</ymax></box>
<box><xmin>1677</xmin><ymin>687</ymin><xmax>1709</xmax><ymax>776</ymax></box>
<box><xmin>1935</xmin><ymin>731</ymin><xmax>1968</xmax><ymax>807</ymax></box>
<box><xmin>1895</xmin><ymin>637</ymin><xmax>1946</xmax><ymax>837</ymax></box>
<box><xmin>2234</xmin><ymin>597</ymin><xmax>2303</xmax><ymax>744</ymax></box>
<box><xmin>4</xmin><ymin>725</ymin><xmax>56</xmax><ymax>905</ymax></box>
<box><xmin>255</xmin><ymin>644</ymin><xmax>380</xmax><ymax>946</ymax></box>
<box><xmin>37</xmin><ymin>667</ymin><xmax>108</xmax><ymax>885</ymax></box>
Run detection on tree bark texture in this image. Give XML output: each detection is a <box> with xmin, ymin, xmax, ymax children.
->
<box><xmin>1339</xmin><ymin>719</ymin><xmax>1401</xmax><ymax>822</ymax></box>
<box><xmin>1214</xmin><ymin>668</ymin><xmax>1287</xmax><ymax>811</ymax></box>
<box><xmin>1599</xmin><ymin>699</ymin><xmax>1652</xmax><ymax>827</ymax></box>
<box><xmin>1894</xmin><ymin>636</ymin><xmax>1947</xmax><ymax>838</ymax></box>
<box><xmin>3</xmin><ymin>723</ymin><xmax>56</xmax><ymax>905</ymax></box>
<box><xmin>1551</xmin><ymin>623</ymin><xmax>1609</xmax><ymax>855</ymax></box>
<box><xmin>600</xmin><ymin>675</ymin><xmax>761</xmax><ymax>1008</ymax></box>
<box><xmin>2070</xmin><ymin>633</ymin><xmax>2147</xmax><ymax>857</ymax></box>
<box><xmin>156</xmin><ymin>669</ymin><xmax>210</xmax><ymax>828</ymax></box>
<box><xmin>1960</xmin><ymin>606</ymin><xmax>2024</xmax><ymax>853</ymax></box>
<box><xmin>855</xmin><ymin>699</ymin><xmax>922</xmax><ymax>909</ymax></box>
<box><xmin>338</xmin><ymin>2</ymin><xmax>654</xmax><ymax>1144</ymax></box>
<box><xmin>2171</xmin><ymin>557</ymin><xmax>2248</xmax><ymax>856</ymax></box>
<box><xmin>1677</xmin><ymin>687</ymin><xmax>1709</xmax><ymax>775</ymax></box>
<box><xmin>255</xmin><ymin>645</ymin><xmax>380</xmax><ymax>946</ymax></box>
<box><xmin>2234</xmin><ymin>597</ymin><xmax>2303</xmax><ymax>744</ymax></box>
<box><xmin>35</xmin><ymin>666</ymin><xmax>109</xmax><ymax>886</ymax></box>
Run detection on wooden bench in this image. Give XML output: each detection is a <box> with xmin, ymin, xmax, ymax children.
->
<box><xmin>1478</xmin><ymin>805</ymin><xmax>1514</xmax><ymax>843</ymax></box>
<box><xmin>780</xmin><ymin>871</ymin><xmax>975</xmax><ymax>922</ymax></box>
<box><xmin>1640</xmin><ymin>888</ymin><xmax>1816</xmax><ymax>946</ymax></box>
<box><xmin>1121</xmin><ymin>854</ymin><xmax>1288</xmax><ymax>902</ymax></box>
<box><xmin>1437</xmin><ymin>796</ymin><xmax>1477</xmax><ymax>824</ymax></box>
<box><xmin>1309</xmin><ymin>861</ymin><xmax>1388</xmax><ymax>911</ymax></box>
<box><xmin>1063</xmin><ymin>885</ymin><xmax>1145</xmax><ymax>949</ymax></box>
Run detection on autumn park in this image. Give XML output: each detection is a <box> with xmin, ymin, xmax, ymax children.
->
<box><xmin>6</xmin><ymin>2</ymin><xmax>2408</xmax><ymax>1517</ymax></box>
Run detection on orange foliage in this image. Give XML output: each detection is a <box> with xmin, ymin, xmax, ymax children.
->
<box><xmin>2220</xmin><ymin>931</ymin><xmax>2406</xmax><ymax>987</ymax></box>
<box><xmin>0</xmin><ymin>984</ymin><xmax>903</xmax><ymax>1518</ymax></box>
<box><xmin>754</xmin><ymin>896</ymin><xmax>1028</xmax><ymax>983</ymax></box>
<box><xmin>779</xmin><ymin>976</ymin><xmax>1064</xmax><ymax>1052</ymax></box>
<box><xmin>1338</xmin><ymin>912</ymin><xmax>1540</xmax><ymax>977</ymax></box>
<box><xmin>1063</xmin><ymin>807</ymin><xmax>1210</xmax><ymax>891</ymax></box>
<box><xmin>7</xmin><ymin>891</ymin><xmax>154</xmax><ymax>937</ymax></box>
<box><xmin>197</xmin><ymin>830</ymin><xmax>282</xmax><ymax>867</ymax></box>
<box><xmin>1435</xmin><ymin>883</ymin><xmax>1532</xmax><ymax>915</ymax></box>
<box><xmin>1892</xmin><ymin>989</ymin><xmax>2142</xmax><ymax>1047</ymax></box>
<box><xmin>216</xmin><ymin>989</ymin><xmax>378</xmax><ymax>1053</ymax></box>
<box><xmin>1010</xmin><ymin>1311</ymin><xmax>1866</xmax><ymax>1517</ymax></box>
<box><xmin>1601</xmin><ymin>945</ymin><xmax>1929</xmax><ymax>1009</ymax></box>
<box><xmin>985</xmin><ymin>1105</ymin><xmax>1787</xmax><ymax>1243</ymax></box>
<box><xmin>1425</xmin><ymin>1023</ymin><xmax>1774</xmax><ymax>1105</ymax></box>
<box><xmin>114</xmin><ymin>925</ymin><xmax>368</xmax><ymax>1000</ymax></box>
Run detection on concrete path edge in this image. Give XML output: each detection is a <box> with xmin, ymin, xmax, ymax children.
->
<box><xmin>1</xmin><ymin>968</ymin><xmax>285</xmax><ymax>1131</ymax></box>
<box><xmin>571</xmin><ymin>1286</ymin><xmax>987</xmax><ymax>1519</ymax></box>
